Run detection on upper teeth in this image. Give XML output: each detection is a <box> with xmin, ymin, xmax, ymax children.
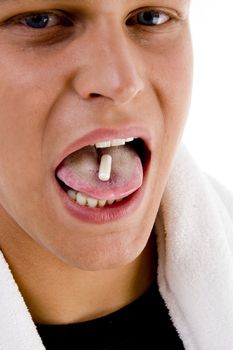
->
<box><xmin>95</xmin><ymin>137</ymin><xmax>134</xmax><ymax>148</ymax></box>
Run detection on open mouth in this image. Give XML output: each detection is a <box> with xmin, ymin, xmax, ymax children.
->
<box><xmin>55</xmin><ymin>136</ymin><xmax>150</xmax><ymax>210</ymax></box>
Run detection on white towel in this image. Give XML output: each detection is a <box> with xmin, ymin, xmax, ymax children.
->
<box><xmin>0</xmin><ymin>250</ymin><xmax>45</xmax><ymax>350</ymax></box>
<box><xmin>0</xmin><ymin>142</ymin><xmax>233</xmax><ymax>349</ymax></box>
<box><xmin>156</xmin><ymin>142</ymin><xmax>233</xmax><ymax>349</ymax></box>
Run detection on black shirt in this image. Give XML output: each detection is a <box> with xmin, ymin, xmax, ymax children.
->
<box><xmin>36</xmin><ymin>280</ymin><xmax>185</xmax><ymax>350</ymax></box>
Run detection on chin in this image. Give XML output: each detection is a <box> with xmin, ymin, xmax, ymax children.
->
<box><xmin>47</xmin><ymin>227</ymin><xmax>149</xmax><ymax>271</ymax></box>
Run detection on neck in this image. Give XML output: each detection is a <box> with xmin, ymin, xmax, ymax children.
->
<box><xmin>0</xmin><ymin>220</ymin><xmax>157</xmax><ymax>325</ymax></box>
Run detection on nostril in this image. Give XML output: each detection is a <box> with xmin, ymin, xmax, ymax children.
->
<box><xmin>90</xmin><ymin>93</ymin><xmax>101</xmax><ymax>98</ymax></box>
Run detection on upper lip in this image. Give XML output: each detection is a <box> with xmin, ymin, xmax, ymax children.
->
<box><xmin>54</xmin><ymin>125</ymin><xmax>152</xmax><ymax>169</ymax></box>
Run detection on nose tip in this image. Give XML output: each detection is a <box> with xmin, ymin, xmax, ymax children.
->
<box><xmin>112</xmin><ymin>79</ymin><xmax>144</xmax><ymax>105</ymax></box>
<box><xmin>74</xmin><ymin>68</ymin><xmax>144</xmax><ymax>106</ymax></box>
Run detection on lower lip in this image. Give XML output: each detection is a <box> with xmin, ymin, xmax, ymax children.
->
<box><xmin>55</xmin><ymin>173</ymin><xmax>148</xmax><ymax>225</ymax></box>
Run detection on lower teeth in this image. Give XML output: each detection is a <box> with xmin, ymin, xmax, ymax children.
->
<box><xmin>67</xmin><ymin>189</ymin><xmax>123</xmax><ymax>208</ymax></box>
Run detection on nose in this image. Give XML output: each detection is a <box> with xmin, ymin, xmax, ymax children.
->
<box><xmin>71</xmin><ymin>21</ymin><xmax>144</xmax><ymax>106</ymax></box>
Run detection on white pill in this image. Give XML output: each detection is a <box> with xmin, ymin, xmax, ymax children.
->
<box><xmin>98</xmin><ymin>154</ymin><xmax>112</xmax><ymax>181</ymax></box>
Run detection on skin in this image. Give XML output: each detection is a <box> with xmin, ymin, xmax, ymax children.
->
<box><xmin>0</xmin><ymin>0</ymin><xmax>192</xmax><ymax>324</ymax></box>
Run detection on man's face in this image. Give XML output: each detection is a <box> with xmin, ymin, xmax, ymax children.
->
<box><xmin>0</xmin><ymin>0</ymin><xmax>192</xmax><ymax>270</ymax></box>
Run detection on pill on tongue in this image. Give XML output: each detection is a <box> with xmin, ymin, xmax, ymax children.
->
<box><xmin>56</xmin><ymin>144</ymin><xmax>143</xmax><ymax>199</ymax></box>
<box><xmin>98</xmin><ymin>154</ymin><xmax>112</xmax><ymax>181</ymax></box>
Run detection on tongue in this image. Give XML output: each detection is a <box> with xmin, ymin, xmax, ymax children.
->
<box><xmin>56</xmin><ymin>145</ymin><xmax>143</xmax><ymax>199</ymax></box>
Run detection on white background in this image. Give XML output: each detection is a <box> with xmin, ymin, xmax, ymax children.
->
<box><xmin>183</xmin><ymin>0</ymin><xmax>233</xmax><ymax>192</ymax></box>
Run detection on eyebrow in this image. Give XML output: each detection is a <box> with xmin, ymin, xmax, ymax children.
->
<box><xmin>0</xmin><ymin>0</ymin><xmax>190</xmax><ymax>3</ymax></box>
<box><xmin>0</xmin><ymin>0</ymin><xmax>67</xmax><ymax>2</ymax></box>
<box><xmin>0</xmin><ymin>0</ymin><xmax>190</xmax><ymax>11</ymax></box>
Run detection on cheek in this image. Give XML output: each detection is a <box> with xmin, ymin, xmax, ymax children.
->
<box><xmin>150</xmin><ymin>30</ymin><xmax>193</xmax><ymax>145</ymax></box>
<box><xmin>143</xmin><ymin>28</ymin><xmax>193</xmax><ymax>204</ymax></box>
<box><xmin>0</xmin><ymin>58</ymin><xmax>51</xmax><ymax>215</ymax></box>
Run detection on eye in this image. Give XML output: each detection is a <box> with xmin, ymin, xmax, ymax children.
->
<box><xmin>11</xmin><ymin>11</ymin><xmax>72</xmax><ymax>30</ymax></box>
<box><xmin>23</xmin><ymin>13</ymin><xmax>55</xmax><ymax>29</ymax></box>
<box><xmin>127</xmin><ymin>9</ymin><xmax>170</xmax><ymax>27</ymax></box>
